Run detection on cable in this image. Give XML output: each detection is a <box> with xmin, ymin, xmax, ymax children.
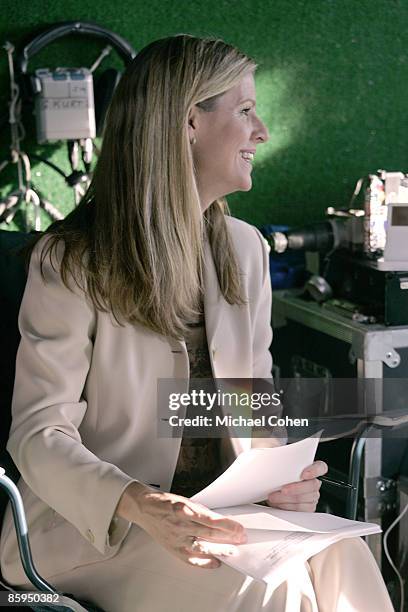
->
<box><xmin>29</xmin><ymin>154</ymin><xmax>68</xmax><ymax>179</ymax></box>
<box><xmin>89</xmin><ymin>44</ymin><xmax>112</xmax><ymax>73</ymax></box>
<box><xmin>0</xmin><ymin>159</ymin><xmax>9</xmax><ymax>174</ymax></box>
<box><xmin>383</xmin><ymin>499</ymin><xmax>408</xmax><ymax>612</ymax></box>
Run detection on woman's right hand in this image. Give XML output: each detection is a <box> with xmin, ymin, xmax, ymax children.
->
<box><xmin>115</xmin><ymin>482</ymin><xmax>247</xmax><ymax>568</ymax></box>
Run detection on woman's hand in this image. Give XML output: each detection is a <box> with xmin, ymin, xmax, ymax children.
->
<box><xmin>266</xmin><ymin>460</ymin><xmax>328</xmax><ymax>512</ymax></box>
<box><xmin>116</xmin><ymin>482</ymin><xmax>247</xmax><ymax>568</ymax></box>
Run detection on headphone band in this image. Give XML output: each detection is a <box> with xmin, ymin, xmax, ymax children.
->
<box><xmin>18</xmin><ymin>20</ymin><xmax>136</xmax><ymax>74</ymax></box>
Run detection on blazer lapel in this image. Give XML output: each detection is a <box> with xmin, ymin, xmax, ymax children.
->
<box><xmin>167</xmin><ymin>237</ymin><xmax>223</xmax><ymax>366</ymax></box>
<box><xmin>202</xmin><ymin>234</ymin><xmax>224</xmax><ymax>350</ymax></box>
<box><xmin>203</xmin><ymin>234</ymin><xmax>252</xmax><ymax>456</ymax></box>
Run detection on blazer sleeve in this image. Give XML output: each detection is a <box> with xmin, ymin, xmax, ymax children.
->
<box><xmin>7</xmin><ymin>237</ymin><xmax>136</xmax><ymax>556</ymax></box>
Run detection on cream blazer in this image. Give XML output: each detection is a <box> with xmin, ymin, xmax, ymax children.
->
<box><xmin>0</xmin><ymin>216</ymin><xmax>273</xmax><ymax>585</ymax></box>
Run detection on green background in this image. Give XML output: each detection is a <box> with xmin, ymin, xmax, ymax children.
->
<box><xmin>1</xmin><ymin>0</ymin><xmax>407</xmax><ymax>232</ymax></box>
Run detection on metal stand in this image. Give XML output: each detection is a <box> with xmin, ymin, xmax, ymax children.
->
<box><xmin>0</xmin><ymin>467</ymin><xmax>99</xmax><ymax>612</ymax></box>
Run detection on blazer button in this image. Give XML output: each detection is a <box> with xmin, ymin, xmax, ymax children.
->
<box><xmin>86</xmin><ymin>528</ymin><xmax>95</xmax><ymax>544</ymax></box>
<box><xmin>211</xmin><ymin>346</ymin><xmax>217</xmax><ymax>360</ymax></box>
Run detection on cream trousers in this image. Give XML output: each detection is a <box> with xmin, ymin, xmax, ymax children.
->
<box><xmin>15</xmin><ymin>526</ymin><xmax>394</xmax><ymax>612</ymax></box>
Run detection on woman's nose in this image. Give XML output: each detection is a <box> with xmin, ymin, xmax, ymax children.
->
<box><xmin>254</xmin><ymin>117</ymin><xmax>269</xmax><ymax>144</ymax></box>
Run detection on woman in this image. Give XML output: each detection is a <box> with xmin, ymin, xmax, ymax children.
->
<box><xmin>0</xmin><ymin>35</ymin><xmax>394</xmax><ymax>611</ymax></box>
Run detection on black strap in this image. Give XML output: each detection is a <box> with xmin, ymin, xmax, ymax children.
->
<box><xmin>18</xmin><ymin>20</ymin><xmax>136</xmax><ymax>74</ymax></box>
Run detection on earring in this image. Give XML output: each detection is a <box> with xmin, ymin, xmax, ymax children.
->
<box><xmin>190</xmin><ymin>137</ymin><xmax>197</xmax><ymax>145</ymax></box>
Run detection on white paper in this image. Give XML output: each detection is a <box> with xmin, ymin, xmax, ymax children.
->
<box><xmin>217</xmin><ymin>504</ymin><xmax>381</xmax><ymax>537</ymax></box>
<box><xmin>191</xmin><ymin>433</ymin><xmax>321</xmax><ymax>508</ymax></box>
<box><xmin>189</xmin><ymin>432</ymin><xmax>381</xmax><ymax>589</ymax></box>
<box><xmin>217</xmin><ymin>504</ymin><xmax>376</xmax><ymax>533</ymax></box>
<box><xmin>207</xmin><ymin>505</ymin><xmax>381</xmax><ymax>589</ymax></box>
<box><xmin>217</xmin><ymin>526</ymin><xmax>380</xmax><ymax>590</ymax></box>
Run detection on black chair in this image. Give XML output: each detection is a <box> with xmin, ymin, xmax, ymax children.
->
<box><xmin>0</xmin><ymin>229</ymin><xmax>35</xmax><ymax>532</ymax></box>
<box><xmin>0</xmin><ymin>230</ymin><xmax>104</xmax><ymax>612</ymax></box>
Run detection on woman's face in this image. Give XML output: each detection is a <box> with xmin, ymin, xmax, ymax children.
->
<box><xmin>188</xmin><ymin>72</ymin><xmax>269</xmax><ymax>211</ymax></box>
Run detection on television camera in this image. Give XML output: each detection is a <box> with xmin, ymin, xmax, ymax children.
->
<box><xmin>267</xmin><ymin>169</ymin><xmax>408</xmax><ymax>325</ymax></box>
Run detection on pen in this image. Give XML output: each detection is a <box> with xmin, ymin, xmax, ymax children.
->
<box><xmin>319</xmin><ymin>475</ymin><xmax>357</xmax><ymax>490</ymax></box>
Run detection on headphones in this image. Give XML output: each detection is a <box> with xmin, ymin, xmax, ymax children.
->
<box><xmin>16</xmin><ymin>20</ymin><xmax>137</xmax><ymax>135</ymax></box>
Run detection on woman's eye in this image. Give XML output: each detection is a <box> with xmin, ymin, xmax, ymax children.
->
<box><xmin>241</xmin><ymin>107</ymin><xmax>251</xmax><ymax>115</ymax></box>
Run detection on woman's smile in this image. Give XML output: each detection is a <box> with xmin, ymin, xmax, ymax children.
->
<box><xmin>239</xmin><ymin>150</ymin><xmax>255</xmax><ymax>167</ymax></box>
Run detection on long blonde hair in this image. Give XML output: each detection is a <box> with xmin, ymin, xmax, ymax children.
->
<box><xmin>36</xmin><ymin>34</ymin><xmax>257</xmax><ymax>339</ymax></box>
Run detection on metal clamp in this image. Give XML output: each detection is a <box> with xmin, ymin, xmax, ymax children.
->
<box><xmin>383</xmin><ymin>349</ymin><xmax>401</xmax><ymax>368</ymax></box>
<box><xmin>351</xmin><ymin>330</ymin><xmax>401</xmax><ymax>368</ymax></box>
<box><xmin>364</xmin><ymin>477</ymin><xmax>398</xmax><ymax>519</ymax></box>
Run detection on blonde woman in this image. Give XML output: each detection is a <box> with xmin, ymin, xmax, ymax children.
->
<box><xmin>0</xmin><ymin>35</ymin><xmax>393</xmax><ymax>611</ymax></box>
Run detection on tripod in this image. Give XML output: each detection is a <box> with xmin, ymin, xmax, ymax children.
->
<box><xmin>0</xmin><ymin>41</ymin><xmax>100</xmax><ymax>231</ymax></box>
<box><xmin>0</xmin><ymin>42</ymin><xmax>65</xmax><ymax>230</ymax></box>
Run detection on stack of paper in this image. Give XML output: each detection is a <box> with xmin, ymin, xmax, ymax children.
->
<box><xmin>191</xmin><ymin>434</ymin><xmax>380</xmax><ymax>589</ymax></box>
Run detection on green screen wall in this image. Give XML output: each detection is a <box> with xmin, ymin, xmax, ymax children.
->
<box><xmin>1</xmin><ymin>0</ymin><xmax>407</xmax><ymax>232</ymax></box>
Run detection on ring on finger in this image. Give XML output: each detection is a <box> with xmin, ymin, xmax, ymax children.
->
<box><xmin>190</xmin><ymin>536</ymin><xmax>201</xmax><ymax>551</ymax></box>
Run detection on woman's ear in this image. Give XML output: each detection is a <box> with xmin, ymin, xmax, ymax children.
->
<box><xmin>187</xmin><ymin>105</ymin><xmax>199</xmax><ymax>144</ymax></box>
